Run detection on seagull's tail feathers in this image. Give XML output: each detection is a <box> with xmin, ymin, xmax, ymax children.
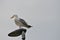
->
<box><xmin>27</xmin><ymin>25</ymin><xmax>32</xmax><ymax>28</ymax></box>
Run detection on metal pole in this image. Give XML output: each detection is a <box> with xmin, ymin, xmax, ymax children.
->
<box><xmin>22</xmin><ymin>31</ymin><xmax>25</xmax><ymax>40</ymax></box>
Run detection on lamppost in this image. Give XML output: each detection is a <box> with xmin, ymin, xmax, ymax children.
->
<box><xmin>8</xmin><ymin>28</ymin><xmax>27</xmax><ymax>40</ymax></box>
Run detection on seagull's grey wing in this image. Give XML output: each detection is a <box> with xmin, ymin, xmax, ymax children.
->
<box><xmin>19</xmin><ymin>18</ymin><xmax>28</xmax><ymax>26</ymax></box>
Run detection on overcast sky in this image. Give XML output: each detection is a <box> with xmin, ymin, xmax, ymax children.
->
<box><xmin>0</xmin><ymin>0</ymin><xmax>60</xmax><ymax>40</ymax></box>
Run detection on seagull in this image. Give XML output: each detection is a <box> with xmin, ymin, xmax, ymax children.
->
<box><xmin>11</xmin><ymin>14</ymin><xmax>32</xmax><ymax>29</ymax></box>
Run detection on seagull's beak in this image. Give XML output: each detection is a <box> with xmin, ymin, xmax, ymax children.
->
<box><xmin>11</xmin><ymin>16</ymin><xmax>14</xmax><ymax>19</ymax></box>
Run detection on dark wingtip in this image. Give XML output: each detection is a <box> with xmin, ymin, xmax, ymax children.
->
<box><xmin>27</xmin><ymin>25</ymin><xmax>32</xmax><ymax>28</ymax></box>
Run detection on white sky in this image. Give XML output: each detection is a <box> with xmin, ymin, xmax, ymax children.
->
<box><xmin>0</xmin><ymin>0</ymin><xmax>60</xmax><ymax>40</ymax></box>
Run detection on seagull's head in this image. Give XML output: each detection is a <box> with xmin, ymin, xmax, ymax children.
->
<box><xmin>11</xmin><ymin>14</ymin><xmax>18</xmax><ymax>19</ymax></box>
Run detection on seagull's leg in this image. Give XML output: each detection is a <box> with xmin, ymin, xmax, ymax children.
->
<box><xmin>19</xmin><ymin>26</ymin><xmax>22</xmax><ymax>29</ymax></box>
